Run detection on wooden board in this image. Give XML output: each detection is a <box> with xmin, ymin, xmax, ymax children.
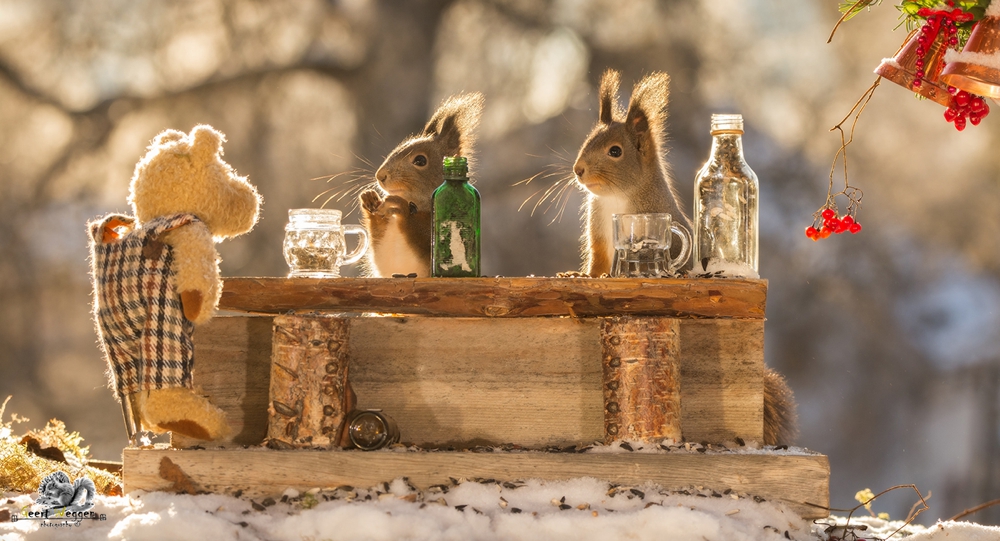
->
<box><xmin>172</xmin><ymin>316</ymin><xmax>273</xmax><ymax>449</ymax></box>
<box><xmin>123</xmin><ymin>448</ymin><xmax>829</xmax><ymax>519</ymax></box>
<box><xmin>178</xmin><ymin>315</ymin><xmax>764</xmax><ymax>448</ymax></box>
<box><xmin>219</xmin><ymin>277</ymin><xmax>768</xmax><ymax>319</ymax></box>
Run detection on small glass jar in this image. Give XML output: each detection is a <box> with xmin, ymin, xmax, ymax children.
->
<box><xmin>283</xmin><ymin>208</ymin><xmax>369</xmax><ymax>278</ymax></box>
<box><xmin>347</xmin><ymin>410</ymin><xmax>400</xmax><ymax>450</ymax></box>
<box><xmin>692</xmin><ymin>114</ymin><xmax>759</xmax><ymax>278</ymax></box>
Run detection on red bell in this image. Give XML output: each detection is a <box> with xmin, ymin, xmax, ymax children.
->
<box><xmin>940</xmin><ymin>15</ymin><xmax>1000</xmax><ymax>99</ymax></box>
<box><xmin>875</xmin><ymin>29</ymin><xmax>952</xmax><ymax>106</ymax></box>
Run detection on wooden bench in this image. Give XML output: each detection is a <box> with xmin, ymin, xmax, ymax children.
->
<box><xmin>121</xmin><ymin>277</ymin><xmax>830</xmax><ymax>519</ymax></box>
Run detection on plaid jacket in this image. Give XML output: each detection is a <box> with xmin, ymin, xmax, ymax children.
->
<box><xmin>89</xmin><ymin>213</ymin><xmax>199</xmax><ymax>400</ymax></box>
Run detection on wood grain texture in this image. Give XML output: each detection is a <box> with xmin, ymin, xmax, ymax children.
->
<box><xmin>123</xmin><ymin>448</ymin><xmax>830</xmax><ymax>519</ymax></box>
<box><xmin>219</xmin><ymin>277</ymin><xmax>767</xmax><ymax>319</ymax></box>
<box><xmin>172</xmin><ymin>316</ymin><xmax>273</xmax><ymax>448</ymax></box>
<box><xmin>267</xmin><ymin>315</ymin><xmax>352</xmax><ymax>448</ymax></box>
<box><xmin>601</xmin><ymin>317</ymin><xmax>682</xmax><ymax>443</ymax></box>
<box><xmin>184</xmin><ymin>315</ymin><xmax>764</xmax><ymax>448</ymax></box>
<box><xmin>349</xmin><ymin>316</ymin><xmax>604</xmax><ymax>448</ymax></box>
<box><xmin>679</xmin><ymin>319</ymin><xmax>765</xmax><ymax>443</ymax></box>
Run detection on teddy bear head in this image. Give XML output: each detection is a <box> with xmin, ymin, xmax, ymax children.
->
<box><xmin>128</xmin><ymin>125</ymin><xmax>261</xmax><ymax>239</ymax></box>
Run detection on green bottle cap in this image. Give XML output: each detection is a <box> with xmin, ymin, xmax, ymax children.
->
<box><xmin>443</xmin><ymin>156</ymin><xmax>469</xmax><ymax>179</ymax></box>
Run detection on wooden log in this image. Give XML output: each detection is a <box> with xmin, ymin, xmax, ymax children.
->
<box><xmin>184</xmin><ymin>315</ymin><xmax>764</xmax><ymax>449</ymax></box>
<box><xmin>266</xmin><ymin>315</ymin><xmax>353</xmax><ymax>448</ymax></box>
<box><xmin>123</xmin><ymin>447</ymin><xmax>830</xmax><ymax>519</ymax></box>
<box><xmin>601</xmin><ymin>317</ymin><xmax>682</xmax><ymax>443</ymax></box>
<box><xmin>219</xmin><ymin>277</ymin><xmax>767</xmax><ymax>319</ymax></box>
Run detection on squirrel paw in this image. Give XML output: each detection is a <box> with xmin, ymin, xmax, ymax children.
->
<box><xmin>361</xmin><ymin>190</ymin><xmax>385</xmax><ymax>213</ymax></box>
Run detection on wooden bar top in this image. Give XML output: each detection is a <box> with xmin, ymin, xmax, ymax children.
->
<box><xmin>219</xmin><ymin>277</ymin><xmax>767</xmax><ymax>319</ymax></box>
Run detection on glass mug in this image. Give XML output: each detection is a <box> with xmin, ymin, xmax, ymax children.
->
<box><xmin>611</xmin><ymin>213</ymin><xmax>692</xmax><ymax>278</ymax></box>
<box><xmin>283</xmin><ymin>208</ymin><xmax>369</xmax><ymax>278</ymax></box>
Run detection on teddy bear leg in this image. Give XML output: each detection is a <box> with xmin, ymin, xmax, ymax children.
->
<box><xmin>136</xmin><ymin>387</ymin><xmax>231</xmax><ymax>441</ymax></box>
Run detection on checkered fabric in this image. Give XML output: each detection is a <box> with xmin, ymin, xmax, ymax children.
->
<box><xmin>89</xmin><ymin>213</ymin><xmax>200</xmax><ymax>400</ymax></box>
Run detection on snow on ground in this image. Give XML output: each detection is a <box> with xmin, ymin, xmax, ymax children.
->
<box><xmin>2</xmin><ymin>478</ymin><xmax>999</xmax><ymax>541</ymax></box>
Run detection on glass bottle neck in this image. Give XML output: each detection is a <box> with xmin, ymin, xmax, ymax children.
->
<box><xmin>710</xmin><ymin>132</ymin><xmax>745</xmax><ymax>157</ymax></box>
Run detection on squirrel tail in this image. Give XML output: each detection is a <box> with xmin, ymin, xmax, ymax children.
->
<box><xmin>66</xmin><ymin>477</ymin><xmax>98</xmax><ymax>512</ymax></box>
<box><xmin>763</xmin><ymin>368</ymin><xmax>799</xmax><ymax>446</ymax></box>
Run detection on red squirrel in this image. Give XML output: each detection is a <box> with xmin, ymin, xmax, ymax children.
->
<box><xmin>360</xmin><ymin>93</ymin><xmax>484</xmax><ymax>277</ymax></box>
<box><xmin>572</xmin><ymin>70</ymin><xmax>798</xmax><ymax>445</ymax></box>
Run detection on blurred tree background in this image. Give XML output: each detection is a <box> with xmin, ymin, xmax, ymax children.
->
<box><xmin>2</xmin><ymin>0</ymin><xmax>999</xmax><ymax>525</ymax></box>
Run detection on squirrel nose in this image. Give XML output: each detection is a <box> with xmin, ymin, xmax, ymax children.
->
<box><xmin>574</xmin><ymin>164</ymin><xmax>585</xmax><ymax>178</ymax></box>
<box><xmin>375</xmin><ymin>168</ymin><xmax>387</xmax><ymax>184</ymax></box>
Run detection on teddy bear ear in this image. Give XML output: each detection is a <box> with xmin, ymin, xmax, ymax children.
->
<box><xmin>189</xmin><ymin>125</ymin><xmax>226</xmax><ymax>160</ymax></box>
<box><xmin>151</xmin><ymin>129</ymin><xmax>186</xmax><ymax>148</ymax></box>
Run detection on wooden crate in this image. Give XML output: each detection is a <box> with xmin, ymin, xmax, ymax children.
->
<box><xmin>175</xmin><ymin>314</ymin><xmax>765</xmax><ymax>448</ymax></box>
<box><xmin>121</xmin><ymin>277</ymin><xmax>828</xmax><ymax>519</ymax></box>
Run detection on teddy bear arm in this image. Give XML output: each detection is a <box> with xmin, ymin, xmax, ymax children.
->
<box><xmin>161</xmin><ymin>222</ymin><xmax>220</xmax><ymax>325</ymax></box>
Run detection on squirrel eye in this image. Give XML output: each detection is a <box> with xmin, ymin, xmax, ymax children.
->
<box><xmin>608</xmin><ymin>145</ymin><xmax>623</xmax><ymax>158</ymax></box>
<box><xmin>412</xmin><ymin>154</ymin><xmax>428</xmax><ymax>167</ymax></box>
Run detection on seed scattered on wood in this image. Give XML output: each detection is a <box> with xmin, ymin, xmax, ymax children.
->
<box><xmin>511</xmin><ymin>508</ymin><xmax>522</xmax><ymax>514</ymax></box>
<box><xmin>620</xmin><ymin>442</ymin><xmax>634</xmax><ymax>452</ymax></box>
<box><xmin>455</xmin><ymin>504</ymin><xmax>467</xmax><ymax>512</ymax></box>
<box><xmin>630</xmin><ymin>488</ymin><xmax>645</xmax><ymax>498</ymax></box>
<box><xmin>735</xmin><ymin>437</ymin><xmax>746</xmax><ymax>446</ymax></box>
<box><xmin>272</xmin><ymin>400</ymin><xmax>298</xmax><ymax>417</ymax></box>
<box><xmin>726</xmin><ymin>509</ymin><xmax>740</xmax><ymax>516</ymax></box>
<box><xmin>499</xmin><ymin>497</ymin><xmax>508</xmax><ymax>508</ymax></box>
<box><xmin>261</xmin><ymin>497</ymin><xmax>276</xmax><ymax>507</ymax></box>
<box><xmin>559</xmin><ymin>504</ymin><xmax>572</xmax><ymax>510</ymax></box>
<box><xmin>576</xmin><ymin>503</ymin><xmax>590</xmax><ymax>510</ymax></box>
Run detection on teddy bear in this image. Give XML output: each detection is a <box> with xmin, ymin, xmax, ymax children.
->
<box><xmin>88</xmin><ymin>124</ymin><xmax>262</xmax><ymax>442</ymax></box>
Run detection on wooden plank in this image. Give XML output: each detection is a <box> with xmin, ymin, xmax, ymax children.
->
<box><xmin>172</xmin><ymin>315</ymin><xmax>273</xmax><ymax>448</ymax></box>
<box><xmin>680</xmin><ymin>320</ymin><xmax>765</xmax><ymax>443</ymax></box>
<box><xmin>219</xmin><ymin>277</ymin><xmax>767</xmax><ymax>319</ymax></box>
<box><xmin>123</xmin><ymin>448</ymin><xmax>829</xmax><ymax>519</ymax></box>
<box><xmin>183</xmin><ymin>315</ymin><xmax>763</xmax><ymax>448</ymax></box>
<box><xmin>349</xmin><ymin>316</ymin><xmax>604</xmax><ymax>448</ymax></box>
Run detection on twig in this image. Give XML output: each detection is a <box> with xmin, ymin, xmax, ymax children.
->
<box><xmin>949</xmin><ymin>497</ymin><xmax>1000</xmax><ymax>522</ymax></box>
<box><xmin>828</xmin><ymin>0</ymin><xmax>880</xmax><ymax>43</ymax></box>
<box><xmin>813</xmin><ymin>484</ymin><xmax>930</xmax><ymax>541</ymax></box>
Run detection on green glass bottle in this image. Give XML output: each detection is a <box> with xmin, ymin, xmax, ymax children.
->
<box><xmin>431</xmin><ymin>156</ymin><xmax>481</xmax><ymax>277</ymax></box>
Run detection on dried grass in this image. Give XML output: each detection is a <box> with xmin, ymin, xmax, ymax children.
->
<box><xmin>0</xmin><ymin>396</ymin><xmax>121</xmax><ymax>496</ymax></box>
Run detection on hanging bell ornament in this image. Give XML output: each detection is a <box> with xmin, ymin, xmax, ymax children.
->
<box><xmin>875</xmin><ymin>28</ymin><xmax>952</xmax><ymax>106</ymax></box>
<box><xmin>940</xmin><ymin>15</ymin><xmax>1000</xmax><ymax>99</ymax></box>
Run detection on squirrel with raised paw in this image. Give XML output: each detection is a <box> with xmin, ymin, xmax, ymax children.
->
<box><xmin>572</xmin><ymin>69</ymin><xmax>798</xmax><ymax>445</ymax></box>
<box><xmin>360</xmin><ymin>92</ymin><xmax>484</xmax><ymax>277</ymax></box>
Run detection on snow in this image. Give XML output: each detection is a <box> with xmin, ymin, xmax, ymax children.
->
<box><xmin>4</xmin><ymin>479</ymin><xmax>999</xmax><ymax>541</ymax></box>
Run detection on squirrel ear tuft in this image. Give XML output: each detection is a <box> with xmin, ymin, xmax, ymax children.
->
<box><xmin>190</xmin><ymin>124</ymin><xmax>226</xmax><ymax>160</ymax></box>
<box><xmin>598</xmin><ymin>69</ymin><xmax>622</xmax><ymax>125</ymax></box>
<box><xmin>422</xmin><ymin>92</ymin><xmax>484</xmax><ymax>157</ymax></box>
<box><xmin>625</xmin><ymin>72</ymin><xmax>670</xmax><ymax>147</ymax></box>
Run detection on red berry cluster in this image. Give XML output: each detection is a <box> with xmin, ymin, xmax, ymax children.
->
<box><xmin>805</xmin><ymin>208</ymin><xmax>861</xmax><ymax>241</ymax></box>
<box><xmin>944</xmin><ymin>88</ymin><xmax>990</xmax><ymax>131</ymax></box>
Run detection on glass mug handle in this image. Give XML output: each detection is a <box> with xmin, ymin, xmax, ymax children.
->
<box><xmin>665</xmin><ymin>223</ymin><xmax>692</xmax><ymax>275</ymax></box>
<box><xmin>341</xmin><ymin>224</ymin><xmax>370</xmax><ymax>266</ymax></box>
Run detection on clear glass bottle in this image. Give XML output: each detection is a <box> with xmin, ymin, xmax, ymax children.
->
<box><xmin>431</xmin><ymin>156</ymin><xmax>481</xmax><ymax>277</ymax></box>
<box><xmin>692</xmin><ymin>114</ymin><xmax>759</xmax><ymax>278</ymax></box>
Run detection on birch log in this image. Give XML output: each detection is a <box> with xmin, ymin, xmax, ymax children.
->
<box><xmin>267</xmin><ymin>315</ymin><xmax>353</xmax><ymax>448</ymax></box>
<box><xmin>601</xmin><ymin>317</ymin><xmax>682</xmax><ymax>443</ymax></box>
